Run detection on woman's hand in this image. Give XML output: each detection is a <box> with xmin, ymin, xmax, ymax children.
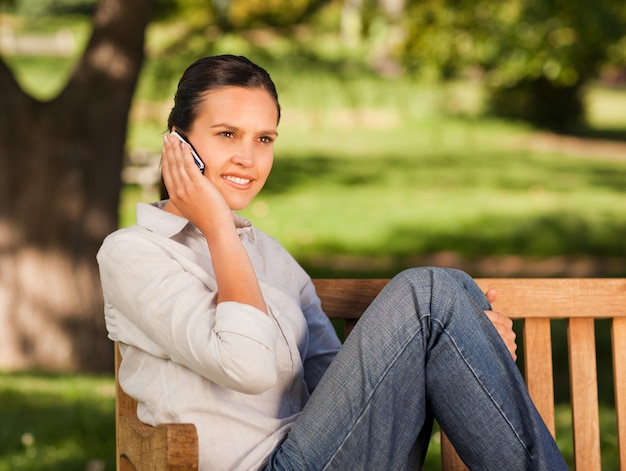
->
<box><xmin>484</xmin><ymin>289</ymin><xmax>517</xmax><ymax>360</ymax></box>
<box><xmin>161</xmin><ymin>133</ymin><xmax>233</xmax><ymax>231</ymax></box>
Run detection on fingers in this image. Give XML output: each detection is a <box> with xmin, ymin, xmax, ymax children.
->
<box><xmin>483</xmin><ymin>287</ymin><xmax>516</xmax><ymax>359</ymax></box>
<box><xmin>485</xmin><ymin>309</ymin><xmax>518</xmax><ymax>361</ymax></box>
<box><xmin>162</xmin><ymin>134</ymin><xmax>199</xmax><ymax>199</ymax></box>
<box><xmin>485</xmin><ymin>309</ymin><xmax>513</xmax><ymax>331</ymax></box>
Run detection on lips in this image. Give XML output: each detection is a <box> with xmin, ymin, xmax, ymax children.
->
<box><xmin>222</xmin><ymin>174</ymin><xmax>253</xmax><ymax>186</ymax></box>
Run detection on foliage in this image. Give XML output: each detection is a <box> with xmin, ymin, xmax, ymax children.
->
<box><xmin>220</xmin><ymin>0</ymin><xmax>332</xmax><ymax>29</ymax></box>
<box><xmin>0</xmin><ymin>0</ymin><xmax>15</xmax><ymax>10</ymax></box>
<box><xmin>401</xmin><ymin>0</ymin><xmax>626</xmax><ymax>130</ymax></box>
<box><xmin>8</xmin><ymin>0</ymin><xmax>96</xmax><ymax>16</ymax></box>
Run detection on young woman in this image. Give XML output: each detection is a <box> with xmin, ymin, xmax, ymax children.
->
<box><xmin>97</xmin><ymin>54</ymin><xmax>568</xmax><ymax>470</ymax></box>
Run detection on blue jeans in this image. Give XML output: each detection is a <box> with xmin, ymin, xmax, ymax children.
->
<box><xmin>264</xmin><ymin>267</ymin><xmax>568</xmax><ymax>470</ymax></box>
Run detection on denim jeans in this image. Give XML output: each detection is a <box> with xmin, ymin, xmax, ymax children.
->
<box><xmin>264</xmin><ymin>267</ymin><xmax>568</xmax><ymax>471</ymax></box>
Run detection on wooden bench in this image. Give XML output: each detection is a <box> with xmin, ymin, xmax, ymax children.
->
<box><xmin>116</xmin><ymin>277</ymin><xmax>626</xmax><ymax>471</ymax></box>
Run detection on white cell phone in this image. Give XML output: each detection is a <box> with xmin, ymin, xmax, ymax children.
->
<box><xmin>170</xmin><ymin>131</ymin><xmax>205</xmax><ymax>174</ymax></box>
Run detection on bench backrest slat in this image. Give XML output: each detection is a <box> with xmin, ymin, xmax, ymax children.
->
<box><xmin>470</xmin><ymin>278</ymin><xmax>625</xmax><ymax>319</ymax></box>
<box><xmin>312</xmin><ymin>279</ymin><xmax>389</xmax><ymax>319</ymax></box>
<box><xmin>569</xmin><ymin>317</ymin><xmax>602</xmax><ymax>470</ymax></box>
<box><xmin>523</xmin><ymin>318</ymin><xmax>555</xmax><ymax>435</ymax></box>
<box><xmin>614</xmin><ymin>317</ymin><xmax>626</xmax><ymax>470</ymax></box>
<box><xmin>314</xmin><ymin>278</ymin><xmax>626</xmax><ymax>321</ymax></box>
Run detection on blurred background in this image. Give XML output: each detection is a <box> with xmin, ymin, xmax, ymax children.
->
<box><xmin>0</xmin><ymin>0</ymin><xmax>625</xmax><ymax>469</ymax></box>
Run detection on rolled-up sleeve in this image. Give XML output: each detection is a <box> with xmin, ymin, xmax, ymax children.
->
<box><xmin>97</xmin><ymin>231</ymin><xmax>279</xmax><ymax>394</ymax></box>
<box><xmin>212</xmin><ymin>302</ymin><xmax>278</xmax><ymax>392</ymax></box>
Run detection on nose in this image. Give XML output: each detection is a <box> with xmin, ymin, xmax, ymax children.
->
<box><xmin>231</xmin><ymin>141</ymin><xmax>255</xmax><ymax>168</ymax></box>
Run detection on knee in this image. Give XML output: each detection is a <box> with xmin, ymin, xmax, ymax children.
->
<box><xmin>396</xmin><ymin>267</ymin><xmax>488</xmax><ymax>312</ymax></box>
<box><xmin>392</xmin><ymin>267</ymin><xmax>483</xmax><ymax>304</ymax></box>
<box><xmin>383</xmin><ymin>268</ymin><xmax>464</xmax><ymax>324</ymax></box>
<box><xmin>391</xmin><ymin>266</ymin><xmax>459</xmax><ymax>293</ymax></box>
<box><xmin>395</xmin><ymin>266</ymin><xmax>470</xmax><ymax>282</ymax></box>
<box><xmin>436</xmin><ymin>267</ymin><xmax>475</xmax><ymax>286</ymax></box>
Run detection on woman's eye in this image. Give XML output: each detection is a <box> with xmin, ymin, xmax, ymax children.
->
<box><xmin>220</xmin><ymin>131</ymin><xmax>234</xmax><ymax>138</ymax></box>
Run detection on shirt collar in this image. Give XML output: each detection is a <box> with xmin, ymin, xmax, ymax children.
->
<box><xmin>136</xmin><ymin>200</ymin><xmax>256</xmax><ymax>242</ymax></box>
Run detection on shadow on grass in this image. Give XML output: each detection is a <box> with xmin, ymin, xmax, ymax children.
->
<box><xmin>390</xmin><ymin>212</ymin><xmax>626</xmax><ymax>259</ymax></box>
<box><xmin>567</xmin><ymin>127</ymin><xmax>626</xmax><ymax>143</ymax></box>
<box><xmin>264</xmin><ymin>146</ymin><xmax>626</xmax><ymax>195</ymax></box>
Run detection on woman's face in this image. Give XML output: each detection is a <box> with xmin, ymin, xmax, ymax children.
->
<box><xmin>183</xmin><ymin>86</ymin><xmax>278</xmax><ymax>211</ymax></box>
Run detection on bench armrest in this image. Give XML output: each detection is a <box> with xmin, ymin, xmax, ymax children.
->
<box><xmin>117</xmin><ymin>414</ymin><xmax>199</xmax><ymax>471</ymax></box>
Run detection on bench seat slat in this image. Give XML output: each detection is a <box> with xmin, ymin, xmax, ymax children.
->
<box><xmin>568</xmin><ymin>318</ymin><xmax>601</xmax><ymax>471</ymax></box>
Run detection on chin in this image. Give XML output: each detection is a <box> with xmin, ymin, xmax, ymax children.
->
<box><xmin>224</xmin><ymin>187</ymin><xmax>263</xmax><ymax>211</ymax></box>
<box><xmin>227</xmin><ymin>199</ymin><xmax>253</xmax><ymax>212</ymax></box>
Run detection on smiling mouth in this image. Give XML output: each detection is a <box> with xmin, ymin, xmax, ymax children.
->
<box><xmin>223</xmin><ymin>175</ymin><xmax>252</xmax><ymax>185</ymax></box>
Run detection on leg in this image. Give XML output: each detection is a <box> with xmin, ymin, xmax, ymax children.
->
<box><xmin>266</xmin><ymin>267</ymin><xmax>567</xmax><ymax>471</ymax></box>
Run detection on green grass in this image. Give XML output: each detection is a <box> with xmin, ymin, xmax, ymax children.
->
<box><xmin>0</xmin><ymin>370</ymin><xmax>620</xmax><ymax>470</ymax></box>
<box><xmin>0</xmin><ymin>371</ymin><xmax>115</xmax><ymax>471</ymax></box>
<box><xmin>244</xmin><ymin>114</ymin><xmax>626</xmax><ymax>270</ymax></box>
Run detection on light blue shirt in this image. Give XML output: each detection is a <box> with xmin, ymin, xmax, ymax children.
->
<box><xmin>97</xmin><ymin>201</ymin><xmax>341</xmax><ymax>470</ymax></box>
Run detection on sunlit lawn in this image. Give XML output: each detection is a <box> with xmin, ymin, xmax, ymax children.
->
<box><xmin>0</xmin><ymin>372</ymin><xmax>115</xmax><ymax>471</ymax></box>
<box><xmin>247</xmin><ymin>114</ymin><xmax>626</xmax><ymax>274</ymax></box>
<box><xmin>122</xmin><ymin>103</ymin><xmax>626</xmax><ymax>278</ymax></box>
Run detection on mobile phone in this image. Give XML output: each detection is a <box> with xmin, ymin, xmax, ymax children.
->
<box><xmin>170</xmin><ymin>131</ymin><xmax>205</xmax><ymax>174</ymax></box>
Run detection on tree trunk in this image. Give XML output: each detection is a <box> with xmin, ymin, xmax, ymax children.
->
<box><xmin>0</xmin><ymin>0</ymin><xmax>154</xmax><ymax>372</ymax></box>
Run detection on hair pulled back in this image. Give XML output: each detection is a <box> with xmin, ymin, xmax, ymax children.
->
<box><xmin>167</xmin><ymin>54</ymin><xmax>281</xmax><ymax>133</ymax></box>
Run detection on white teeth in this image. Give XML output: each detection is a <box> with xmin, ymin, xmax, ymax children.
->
<box><xmin>223</xmin><ymin>175</ymin><xmax>251</xmax><ymax>185</ymax></box>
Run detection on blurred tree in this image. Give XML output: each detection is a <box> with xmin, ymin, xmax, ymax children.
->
<box><xmin>402</xmin><ymin>0</ymin><xmax>626</xmax><ymax>131</ymax></box>
<box><xmin>217</xmin><ymin>0</ymin><xmax>331</xmax><ymax>29</ymax></box>
<box><xmin>0</xmin><ymin>0</ymin><xmax>154</xmax><ymax>371</ymax></box>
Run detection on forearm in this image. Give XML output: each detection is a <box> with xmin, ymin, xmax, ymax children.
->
<box><xmin>202</xmin><ymin>222</ymin><xmax>267</xmax><ymax>315</ymax></box>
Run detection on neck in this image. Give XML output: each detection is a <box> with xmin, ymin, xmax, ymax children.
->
<box><xmin>162</xmin><ymin>200</ymin><xmax>183</xmax><ymax>217</ymax></box>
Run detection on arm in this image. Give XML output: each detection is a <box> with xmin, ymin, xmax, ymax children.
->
<box><xmin>98</xmin><ymin>232</ymin><xmax>278</xmax><ymax>393</ymax></box>
<box><xmin>161</xmin><ymin>134</ymin><xmax>267</xmax><ymax>314</ymax></box>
